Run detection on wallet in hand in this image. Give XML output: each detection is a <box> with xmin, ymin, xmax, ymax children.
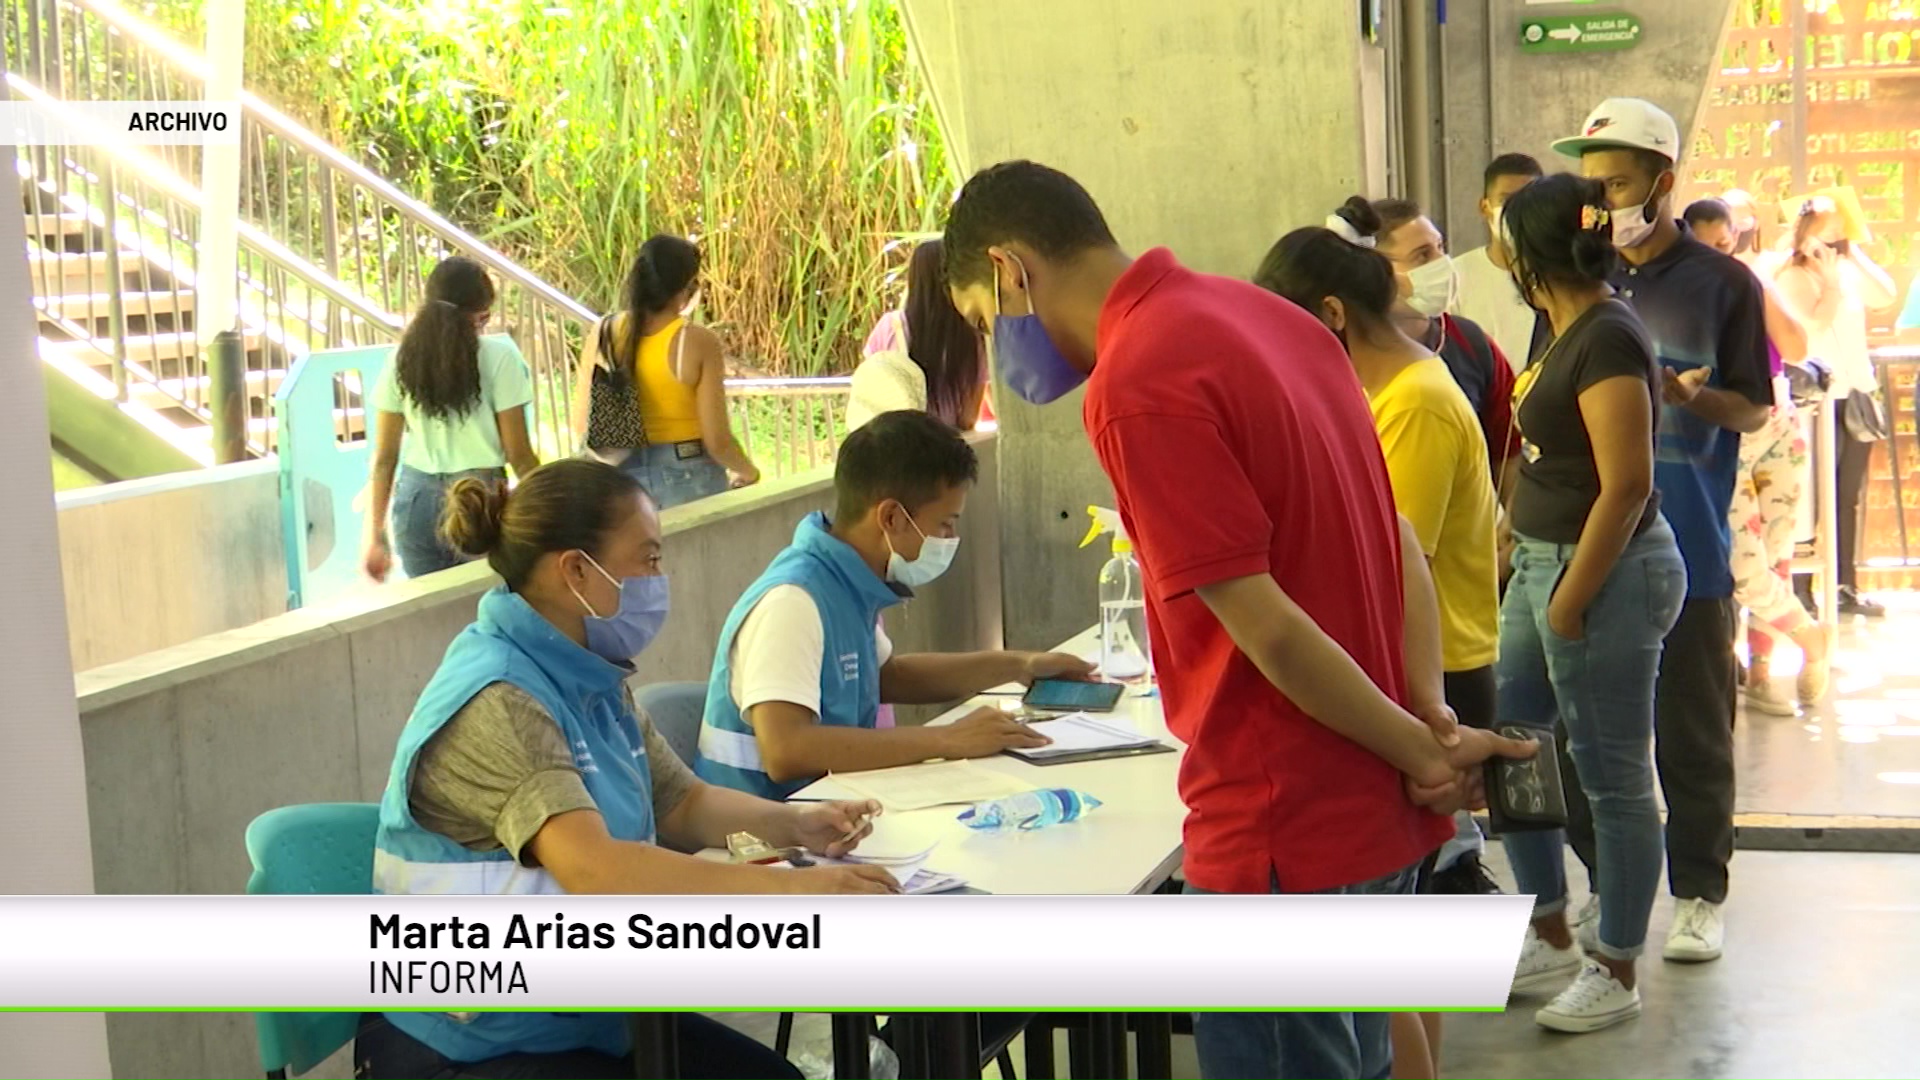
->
<box><xmin>1485</xmin><ymin>725</ymin><xmax>1568</xmax><ymax>834</ymax></box>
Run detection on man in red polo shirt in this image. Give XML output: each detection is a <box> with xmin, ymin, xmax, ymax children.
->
<box><xmin>943</xmin><ymin>161</ymin><xmax>1535</xmax><ymax>1080</ymax></box>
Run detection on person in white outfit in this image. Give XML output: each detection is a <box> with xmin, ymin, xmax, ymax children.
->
<box><xmin>1771</xmin><ymin>197</ymin><xmax>1899</xmax><ymax>620</ymax></box>
<box><xmin>848</xmin><ymin>240</ymin><xmax>988</xmax><ymax>432</ymax></box>
<box><xmin>1453</xmin><ymin>153</ymin><xmax>1546</xmax><ymax>372</ymax></box>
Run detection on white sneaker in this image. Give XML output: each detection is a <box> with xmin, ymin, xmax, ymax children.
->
<box><xmin>1743</xmin><ymin>677</ymin><xmax>1798</xmax><ymax>716</ymax></box>
<box><xmin>1664</xmin><ymin>898</ymin><xmax>1725</xmax><ymax>962</ymax></box>
<box><xmin>1571</xmin><ymin>895</ymin><xmax>1600</xmax><ymax>953</ymax></box>
<box><xmin>1535</xmin><ymin>960</ymin><xmax>1642</xmax><ymax>1033</ymax></box>
<box><xmin>1511</xmin><ymin>925</ymin><xmax>1583</xmax><ymax>995</ymax></box>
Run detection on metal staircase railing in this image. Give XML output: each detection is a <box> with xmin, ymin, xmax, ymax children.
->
<box><xmin>11</xmin><ymin>74</ymin><xmax>402</xmax><ymax>457</ymax></box>
<box><xmin>5</xmin><ymin>0</ymin><xmax>853</xmax><ymax>473</ymax></box>
<box><xmin>5</xmin><ymin>0</ymin><xmax>592</xmax><ymax>458</ymax></box>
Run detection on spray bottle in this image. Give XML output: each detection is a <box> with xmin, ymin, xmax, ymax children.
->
<box><xmin>1081</xmin><ymin>507</ymin><xmax>1151</xmax><ymax>682</ymax></box>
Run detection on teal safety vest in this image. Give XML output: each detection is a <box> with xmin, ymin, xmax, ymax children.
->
<box><xmin>373</xmin><ymin>586</ymin><xmax>654</xmax><ymax>1063</ymax></box>
<box><xmin>696</xmin><ymin>512</ymin><xmax>904</xmax><ymax>798</ymax></box>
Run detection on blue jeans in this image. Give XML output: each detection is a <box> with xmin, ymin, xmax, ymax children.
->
<box><xmin>1496</xmin><ymin>516</ymin><xmax>1686</xmax><ymax>960</ymax></box>
<box><xmin>392</xmin><ymin>466</ymin><xmax>506</xmax><ymax>578</ymax></box>
<box><xmin>618</xmin><ymin>442</ymin><xmax>730</xmax><ymax>509</ymax></box>
<box><xmin>1186</xmin><ymin>863</ymin><xmax>1420</xmax><ymax>1080</ymax></box>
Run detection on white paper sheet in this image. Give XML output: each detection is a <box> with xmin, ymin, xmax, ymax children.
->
<box><xmin>830</xmin><ymin>761</ymin><xmax>1034</xmax><ymax>812</ymax></box>
<box><xmin>803</xmin><ymin>856</ymin><xmax>967</xmax><ymax>893</ymax></box>
<box><xmin>1015</xmin><ymin>712</ymin><xmax>1155</xmax><ymax>758</ymax></box>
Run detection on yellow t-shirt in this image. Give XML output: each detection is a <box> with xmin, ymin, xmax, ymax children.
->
<box><xmin>1368</xmin><ymin>357</ymin><xmax>1499</xmax><ymax>672</ymax></box>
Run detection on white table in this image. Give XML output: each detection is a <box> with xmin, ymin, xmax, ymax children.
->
<box><xmin>717</xmin><ymin>630</ymin><xmax>1191</xmax><ymax>1079</ymax></box>
<box><xmin>789</xmin><ymin>628</ymin><xmax>1189</xmax><ymax>897</ymax></box>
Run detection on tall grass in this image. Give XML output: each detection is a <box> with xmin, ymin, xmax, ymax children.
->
<box><xmin>142</xmin><ymin>0</ymin><xmax>951</xmax><ymax>376</ymax></box>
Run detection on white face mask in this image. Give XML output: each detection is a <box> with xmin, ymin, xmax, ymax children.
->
<box><xmin>885</xmin><ymin>510</ymin><xmax>959</xmax><ymax>588</ymax></box>
<box><xmin>1612</xmin><ymin>182</ymin><xmax>1668</xmax><ymax>250</ymax></box>
<box><xmin>1404</xmin><ymin>255</ymin><xmax>1458</xmax><ymax>318</ymax></box>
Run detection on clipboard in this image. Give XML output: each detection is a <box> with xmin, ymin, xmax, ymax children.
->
<box><xmin>1003</xmin><ymin>741</ymin><xmax>1176</xmax><ymax>766</ymax></box>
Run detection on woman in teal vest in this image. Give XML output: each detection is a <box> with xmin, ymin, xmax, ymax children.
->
<box><xmin>359</xmin><ymin>458</ymin><xmax>895</xmax><ymax>1080</ymax></box>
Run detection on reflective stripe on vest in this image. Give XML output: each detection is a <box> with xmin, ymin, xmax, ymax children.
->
<box><xmin>697</xmin><ymin>724</ymin><xmax>764</xmax><ymax>771</ymax></box>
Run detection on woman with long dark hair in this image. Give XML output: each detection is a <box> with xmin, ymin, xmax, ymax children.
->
<box><xmin>363</xmin><ymin>256</ymin><xmax>540</xmax><ymax>582</ymax></box>
<box><xmin>1495</xmin><ymin>174</ymin><xmax>1685</xmax><ymax>1034</ymax></box>
<box><xmin>570</xmin><ymin>235</ymin><xmax>761</xmax><ymax>507</ymax></box>
<box><xmin>849</xmin><ymin>239</ymin><xmax>988</xmax><ymax>431</ymax></box>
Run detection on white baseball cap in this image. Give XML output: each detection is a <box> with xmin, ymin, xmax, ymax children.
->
<box><xmin>1552</xmin><ymin>98</ymin><xmax>1679</xmax><ymax>160</ymax></box>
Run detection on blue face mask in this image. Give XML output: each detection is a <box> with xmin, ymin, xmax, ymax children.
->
<box><xmin>569</xmin><ymin>554</ymin><xmax>671</xmax><ymax>663</ymax></box>
<box><xmin>993</xmin><ymin>254</ymin><xmax>1087</xmax><ymax>405</ymax></box>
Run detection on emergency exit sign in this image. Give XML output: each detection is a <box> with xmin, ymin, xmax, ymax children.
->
<box><xmin>1520</xmin><ymin>12</ymin><xmax>1644</xmax><ymax>54</ymax></box>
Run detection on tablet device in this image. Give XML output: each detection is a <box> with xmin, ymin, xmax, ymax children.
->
<box><xmin>1021</xmin><ymin>678</ymin><xmax>1125</xmax><ymax>713</ymax></box>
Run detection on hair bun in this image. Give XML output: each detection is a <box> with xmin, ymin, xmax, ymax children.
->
<box><xmin>440</xmin><ymin>477</ymin><xmax>508</xmax><ymax>557</ymax></box>
<box><xmin>1334</xmin><ymin>195</ymin><xmax>1383</xmax><ymax>238</ymax></box>
<box><xmin>1569</xmin><ymin>222</ymin><xmax>1619</xmax><ymax>281</ymax></box>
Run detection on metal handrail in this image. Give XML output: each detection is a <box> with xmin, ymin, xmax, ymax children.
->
<box><xmin>62</xmin><ymin>0</ymin><xmax>596</xmax><ymax>323</ymax></box>
<box><xmin>9</xmin><ymin>73</ymin><xmax>404</xmax><ymax>454</ymax></box>
<box><xmin>8</xmin><ymin>77</ymin><xmax>403</xmax><ymax>333</ymax></box>
<box><xmin>5</xmin><ymin>0</ymin><xmax>600</xmax><ymax>458</ymax></box>
<box><xmin>7</xmin><ymin>0</ymin><xmax>857</xmax><ymax>476</ymax></box>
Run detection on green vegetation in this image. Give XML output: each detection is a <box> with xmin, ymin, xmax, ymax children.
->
<box><xmin>143</xmin><ymin>0</ymin><xmax>952</xmax><ymax>376</ymax></box>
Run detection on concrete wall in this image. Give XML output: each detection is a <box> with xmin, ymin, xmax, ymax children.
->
<box><xmin>72</xmin><ymin>437</ymin><xmax>1002</xmax><ymax>1080</ymax></box>
<box><xmin>56</xmin><ymin>460</ymin><xmax>286</xmax><ymax>672</ymax></box>
<box><xmin>1438</xmin><ymin>0</ymin><xmax>1734</xmax><ymax>248</ymax></box>
<box><xmin>904</xmin><ymin>0</ymin><xmax>1391</xmax><ymax>650</ymax></box>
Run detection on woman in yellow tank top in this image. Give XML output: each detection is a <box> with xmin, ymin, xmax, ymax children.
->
<box><xmin>569</xmin><ymin>235</ymin><xmax>760</xmax><ymax>507</ymax></box>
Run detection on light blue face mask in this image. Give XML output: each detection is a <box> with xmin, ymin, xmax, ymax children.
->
<box><xmin>569</xmin><ymin>554</ymin><xmax>671</xmax><ymax>663</ymax></box>
<box><xmin>993</xmin><ymin>253</ymin><xmax>1088</xmax><ymax>405</ymax></box>
<box><xmin>886</xmin><ymin>510</ymin><xmax>960</xmax><ymax>588</ymax></box>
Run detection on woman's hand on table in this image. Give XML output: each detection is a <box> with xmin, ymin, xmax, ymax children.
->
<box><xmin>789</xmin><ymin>799</ymin><xmax>883</xmax><ymax>858</ymax></box>
<box><xmin>1020</xmin><ymin>651</ymin><xmax>1098</xmax><ymax>684</ymax></box>
<box><xmin>783</xmin><ymin>863</ymin><xmax>901</xmax><ymax>894</ymax></box>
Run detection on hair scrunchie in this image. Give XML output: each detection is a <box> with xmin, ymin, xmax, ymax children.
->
<box><xmin>1324</xmin><ymin>214</ymin><xmax>1376</xmax><ymax>248</ymax></box>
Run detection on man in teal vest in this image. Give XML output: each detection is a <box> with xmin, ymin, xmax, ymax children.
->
<box><xmin>697</xmin><ymin>410</ymin><xmax>1093</xmax><ymax>799</ymax></box>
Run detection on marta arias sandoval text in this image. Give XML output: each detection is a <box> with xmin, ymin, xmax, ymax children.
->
<box><xmin>371</xmin><ymin>912</ymin><xmax>826</xmax><ymax>950</ymax></box>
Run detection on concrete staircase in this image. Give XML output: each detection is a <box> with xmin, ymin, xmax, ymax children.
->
<box><xmin>23</xmin><ymin>162</ymin><xmax>300</xmax><ymax>481</ymax></box>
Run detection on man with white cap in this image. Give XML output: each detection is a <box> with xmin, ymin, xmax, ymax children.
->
<box><xmin>1550</xmin><ymin>98</ymin><xmax>1771</xmax><ymax>974</ymax></box>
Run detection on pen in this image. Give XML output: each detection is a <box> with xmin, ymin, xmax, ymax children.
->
<box><xmin>837</xmin><ymin>809</ymin><xmax>879</xmax><ymax>847</ymax></box>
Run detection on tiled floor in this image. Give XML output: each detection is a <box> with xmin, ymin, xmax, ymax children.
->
<box><xmin>727</xmin><ymin>850</ymin><xmax>1920</xmax><ymax>1080</ymax></box>
<box><xmin>1440</xmin><ymin>849</ymin><xmax>1920</xmax><ymax>1079</ymax></box>
<box><xmin>1735</xmin><ymin>592</ymin><xmax>1920</xmax><ymax>818</ymax></box>
<box><xmin>720</xmin><ymin>596</ymin><xmax>1920</xmax><ymax>1079</ymax></box>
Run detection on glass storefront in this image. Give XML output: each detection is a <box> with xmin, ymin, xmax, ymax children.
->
<box><xmin>1680</xmin><ymin>0</ymin><xmax>1920</xmax><ymax>574</ymax></box>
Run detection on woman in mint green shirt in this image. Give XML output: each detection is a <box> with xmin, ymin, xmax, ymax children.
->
<box><xmin>363</xmin><ymin>257</ymin><xmax>541</xmax><ymax>581</ymax></box>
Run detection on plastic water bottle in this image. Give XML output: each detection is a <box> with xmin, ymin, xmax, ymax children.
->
<box><xmin>1082</xmin><ymin>507</ymin><xmax>1152</xmax><ymax>683</ymax></box>
<box><xmin>958</xmin><ymin>789</ymin><xmax>1103</xmax><ymax>832</ymax></box>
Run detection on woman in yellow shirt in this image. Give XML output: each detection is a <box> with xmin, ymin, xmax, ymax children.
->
<box><xmin>1255</xmin><ymin>220</ymin><xmax>1501</xmax><ymax>1080</ymax></box>
<box><xmin>570</xmin><ymin>235</ymin><xmax>760</xmax><ymax>507</ymax></box>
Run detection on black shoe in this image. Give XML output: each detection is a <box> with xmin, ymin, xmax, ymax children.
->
<box><xmin>1839</xmin><ymin>586</ymin><xmax>1887</xmax><ymax>619</ymax></box>
<box><xmin>1429</xmin><ymin>852</ymin><xmax>1504</xmax><ymax>896</ymax></box>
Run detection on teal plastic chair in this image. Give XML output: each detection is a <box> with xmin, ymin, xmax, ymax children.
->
<box><xmin>633</xmin><ymin>681</ymin><xmax>706</xmax><ymax>767</ymax></box>
<box><xmin>245</xmin><ymin>802</ymin><xmax>381</xmax><ymax>1079</ymax></box>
